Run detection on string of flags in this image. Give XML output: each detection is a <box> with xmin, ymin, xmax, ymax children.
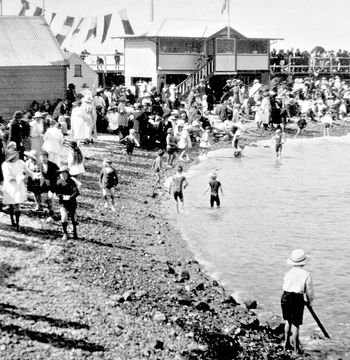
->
<box><xmin>17</xmin><ymin>0</ymin><xmax>134</xmax><ymax>46</ymax></box>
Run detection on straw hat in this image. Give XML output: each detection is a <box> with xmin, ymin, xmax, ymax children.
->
<box><xmin>33</xmin><ymin>111</ymin><xmax>43</xmax><ymax>119</ymax></box>
<box><xmin>24</xmin><ymin>149</ymin><xmax>38</xmax><ymax>161</ymax></box>
<box><xmin>287</xmin><ymin>249</ymin><xmax>308</xmax><ymax>266</ymax></box>
<box><xmin>167</xmin><ymin>128</ymin><xmax>173</xmax><ymax>133</ymax></box>
<box><xmin>84</xmin><ymin>96</ymin><xmax>93</xmax><ymax>103</ymax></box>
<box><xmin>57</xmin><ymin>165</ymin><xmax>70</xmax><ymax>173</ymax></box>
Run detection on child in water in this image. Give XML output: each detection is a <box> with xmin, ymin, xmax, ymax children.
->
<box><xmin>99</xmin><ymin>158</ymin><xmax>118</xmax><ymax>212</ymax></box>
<box><xmin>203</xmin><ymin>172</ymin><xmax>223</xmax><ymax>208</ymax></box>
<box><xmin>169</xmin><ymin>165</ymin><xmax>188</xmax><ymax>213</ymax></box>
<box><xmin>271</xmin><ymin>128</ymin><xmax>286</xmax><ymax>163</ymax></box>
<box><xmin>281</xmin><ymin>249</ymin><xmax>314</xmax><ymax>354</ymax></box>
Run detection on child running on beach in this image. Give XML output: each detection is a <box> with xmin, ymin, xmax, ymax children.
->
<box><xmin>100</xmin><ymin>158</ymin><xmax>118</xmax><ymax>212</ymax></box>
<box><xmin>120</xmin><ymin>129</ymin><xmax>140</xmax><ymax>162</ymax></box>
<box><xmin>169</xmin><ymin>165</ymin><xmax>188</xmax><ymax>213</ymax></box>
<box><xmin>281</xmin><ymin>249</ymin><xmax>314</xmax><ymax>354</ymax></box>
<box><xmin>203</xmin><ymin>172</ymin><xmax>223</xmax><ymax>208</ymax></box>
<box><xmin>271</xmin><ymin>128</ymin><xmax>286</xmax><ymax>163</ymax></box>
<box><xmin>152</xmin><ymin>150</ymin><xmax>164</xmax><ymax>188</ymax></box>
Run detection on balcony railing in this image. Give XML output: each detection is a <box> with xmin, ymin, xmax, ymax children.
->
<box><xmin>270</xmin><ymin>56</ymin><xmax>350</xmax><ymax>74</ymax></box>
<box><xmin>83</xmin><ymin>53</ymin><xmax>125</xmax><ymax>73</ymax></box>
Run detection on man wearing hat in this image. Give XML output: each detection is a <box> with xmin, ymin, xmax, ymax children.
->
<box><xmin>281</xmin><ymin>249</ymin><xmax>314</xmax><ymax>354</ymax></box>
<box><xmin>54</xmin><ymin>166</ymin><xmax>80</xmax><ymax>240</ymax></box>
<box><xmin>8</xmin><ymin>111</ymin><xmax>29</xmax><ymax>160</ymax></box>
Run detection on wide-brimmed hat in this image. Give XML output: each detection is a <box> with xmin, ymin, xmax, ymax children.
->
<box><xmin>84</xmin><ymin>96</ymin><xmax>93</xmax><ymax>103</ymax></box>
<box><xmin>167</xmin><ymin>128</ymin><xmax>173</xmax><ymax>133</ymax></box>
<box><xmin>6</xmin><ymin>148</ymin><xmax>19</xmax><ymax>162</ymax></box>
<box><xmin>33</xmin><ymin>111</ymin><xmax>43</xmax><ymax>119</ymax></box>
<box><xmin>57</xmin><ymin>165</ymin><xmax>70</xmax><ymax>173</ymax></box>
<box><xmin>287</xmin><ymin>249</ymin><xmax>308</xmax><ymax>266</ymax></box>
<box><xmin>108</xmin><ymin>104</ymin><xmax>117</xmax><ymax>111</ymax></box>
<box><xmin>24</xmin><ymin>149</ymin><xmax>38</xmax><ymax>160</ymax></box>
<box><xmin>81</xmin><ymin>83</ymin><xmax>89</xmax><ymax>89</ymax></box>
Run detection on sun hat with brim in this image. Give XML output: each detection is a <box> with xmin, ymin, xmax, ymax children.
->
<box><xmin>167</xmin><ymin>128</ymin><xmax>173</xmax><ymax>133</ymax></box>
<box><xmin>84</xmin><ymin>97</ymin><xmax>93</xmax><ymax>103</ymax></box>
<box><xmin>33</xmin><ymin>111</ymin><xmax>43</xmax><ymax>119</ymax></box>
<box><xmin>57</xmin><ymin>166</ymin><xmax>70</xmax><ymax>173</ymax></box>
<box><xmin>287</xmin><ymin>249</ymin><xmax>308</xmax><ymax>266</ymax></box>
<box><xmin>24</xmin><ymin>150</ymin><xmax>38</xmax><ymax>160</ymax></box>
<box><xmin>108</xmin><ymin>104</ymin><xmax>117</xmax><ymax>111</ymax></box>
<box><xmin>6</xmin><ymin>149</ymin><xmax>19</xmax><ymax>162</ymax></box>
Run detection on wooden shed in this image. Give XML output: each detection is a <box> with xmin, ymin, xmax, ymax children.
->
<box><xmin>63</xmin><ymin>51</ymin><xmax>99</xmax><ymax>94</ymax></box>
<box><xmin>0</xmin><ymin>16</ymin><xmax>67</xmax><ymax>120</ymax></box>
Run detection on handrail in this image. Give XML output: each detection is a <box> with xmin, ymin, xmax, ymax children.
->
<box><xmin>176</xmin><ymin>58</ymin><xmax>215</xmax><ymax>95</ymax></box>
<box><xmin>82</xmin><ymin>53</ymin><xmax>125</xmax><ymax>73</ymax></box>
<box><xmin>270</xmin><ymin>55</ymin><xmax>350</xmax><ymax>74</ymax></box>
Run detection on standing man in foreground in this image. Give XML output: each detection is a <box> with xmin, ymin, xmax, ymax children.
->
<box><xmin>281</xmin><ymin>249</ymin><xmax>314</xmax><ymax>354</ymax></box>
<box><xmin>169</xmin><ymin>165</ymin><xmax>188</xmax><ymax>213</ymax></box>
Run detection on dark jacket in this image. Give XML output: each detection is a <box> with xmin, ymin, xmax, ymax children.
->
<box><xmin>55</xmin><ymin>177</ymin><xmax>79</xmax><ymax>207</ymax></box>
<box><xmin>39</xmin><ymin>161</ymin><xmax>59</xmax><ymax>192</ymax></box>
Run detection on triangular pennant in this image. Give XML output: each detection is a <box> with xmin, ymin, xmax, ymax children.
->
<box><xmin>49</xmin><ymin>12</ymin><xmax>57</xmax><ymax>25</ymax></box>
<box><xmin>85</xmin><ymin>17</ymin><xmax>97</xmax><ymax>42</ymax></box>
<box><xmin>101</xmin><ymin>14</ymin><xmax>112</xmax><ymax>43</ymax></box>
<box><xmin>33</xmin><ymin>6</ymin><xmax>42</xmax><ymax>16</ymax></box>
<box><xmin>118</xmin><ymin>8</ymin><xmax>134</xmax><ymax>35</ymax></box>
<box><xmin>55</xmin><ymin>16</ymin><xmax>75</xmax><ymax>46</ymax></box>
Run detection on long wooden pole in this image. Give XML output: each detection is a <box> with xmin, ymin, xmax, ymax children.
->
<box><xmin>227</xmin><ymin>0</ymin><xmax>230</xmax><ymax>39</ymax></box>
<box><xmin>0</xmin><ymin>0</ymin><xmax>3</xmax><ymax>16</ymax></box>
<box><xmin>306</xmin><ymin>303</ymin><xmax>330</xmax><ymax>339</ymax></box>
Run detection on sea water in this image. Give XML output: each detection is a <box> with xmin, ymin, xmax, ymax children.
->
<box><xmin>167</xmin><ymin>136</ymin><xmax>350</xmax><ymax>354</ymax></box>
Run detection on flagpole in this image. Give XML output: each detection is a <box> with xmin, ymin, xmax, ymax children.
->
<box><xmin>42</xmin><ymin>0</ymin><xmax>45</xmax><ymax>16</ymax></box>
<box><xmin>227</xmin><ymin>0</ymin><xmax>230</xmax><ymax>38</ymax></box>
<box><xmin>150</xmin><ymin>0</ymin><xmax>154</xmax><ymax>22</ymax></box>
<box><xmin>0</xmin><ymin>0</ymin><xmax>3</xmax><ymax>16</ymax></box>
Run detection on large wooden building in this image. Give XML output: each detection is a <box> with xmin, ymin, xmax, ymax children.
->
<box><xmin>116</xmin><ymin>18</ymin><xmax>279</xmax><ymax>93</ymax></box>
<box><xmin>0</xmin><ymin>16</ymin><xmax>67</xmax><ymax>120</ymax></box>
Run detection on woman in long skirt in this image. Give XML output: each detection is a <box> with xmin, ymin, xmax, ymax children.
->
<box><xmin>30</xmin><ymin>112</ymin><xmax>44</xmax><ymax>158</ymax></box>
<box><xmin>2</xmin><ymin>148</ymin><xmax>33</xmax><ymax>230</ymax></box>
<box><xmin>42</xmin><ymin>119</ymin><xmax>64</xmax><ymax>167</ymax></box>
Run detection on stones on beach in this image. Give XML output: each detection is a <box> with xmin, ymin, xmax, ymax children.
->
<box><xmin>266</xmin><ymin>315</ymin><xmax>284</xmax><ymax>334</ymax></box>
<box><xmin>245</xmin><ymin>300</ymin><xmax>257</xmax><ymax>310</ymax></box>
<box><xmin>194</xmin><ymin>301</ymin><xmax>211</xmax><ymax>312</ymax></box>
<box><xmin>212</xmin><ymin>280</ymin><xmax>219</xmax><ymax>286</ymax></box>
<box><xmin>178</xmin><ymin>270</ymin><xmax>190</xmax><ymax>282</ymax></box>
<box><xmin>222</xmin><ymin>295</ymin><xmax>239</xmax><ymax>306</ymax></box>
<box><xmin>153</xmin><ymin>311</ymin><xmax>167</xmax><ymax>322</ymax></box>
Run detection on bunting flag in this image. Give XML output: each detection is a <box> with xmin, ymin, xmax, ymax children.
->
<box><xmin>85</xmin><ymin>17</ymin><xmax>97</xmax><ymax>42</ymax></box>
<box><xmin>118</xmin><ymin>8</ymin><xmax>134</xmax><ymax>35</ymax></box>
<box><xmin>55</xmin><ymin>16</ymin><xmax>75</xmax><ymax>45</ymax></box>
<box><xmin>69</xmin><ymin>18</ymin><xmax>84</xmax><ymax>45</ymax></box>
<box><xmin>18</xmin><ymin>0</ymin><xmax>30</xmax><ymax>16</ymax></box>
<box><xmin>33</xmin><ymin>6</ymin><xmax>42</xmax><ymax>16</ymax></box>
<box><xmin>221</xmin><ymin>0</ymin><xmax>228</xmax><ymax>13</ymax></box>
<box><xmin>49</xmin><ymin>12</ymin><xmax>57</xmax><ymax>26</ymax></box>
<box><xmin>101</xmin><ymin>14</ymin><xmax>112</xmax><ymax>43</ymax></box>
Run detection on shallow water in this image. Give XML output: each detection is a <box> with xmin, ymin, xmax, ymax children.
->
<box><xmin>170</xmin><ymin>136</ymin><xmax>350</xmax><ymax>353</ymax></box>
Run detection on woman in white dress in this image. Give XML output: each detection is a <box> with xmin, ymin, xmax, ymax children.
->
<box><xmin>81</xmin><ymin>96</ymin><xmax>97</xmax><ymax>143</ymax></box>
<box><xmin>71</xmin><ymin>101</ymin><xmax>88</xmax><ymax>143</ymax></box>
<box><xmin>30</xmin><ymin>112</ymin><xmax>44</xmax><ymax>158</ymax></box>
<box><xmin>1</xmin><ymin>148</ymin><xmax>33</xmax><ymax>230</ymax></box>
<box><xmin>42</xmin><ymin>119</ymin><xmax>64</xmax><ymax>167</ymax></box>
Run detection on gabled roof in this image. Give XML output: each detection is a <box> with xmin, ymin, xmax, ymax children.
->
<box><xmin>114</xmin><ymin>18</ymin><xmax>281</xmax><ymax>40</ymax></box>
<box><xmin>0</xmin><ymin>16</ymin><xmax>66</xmax><ymax>67</ymax></box>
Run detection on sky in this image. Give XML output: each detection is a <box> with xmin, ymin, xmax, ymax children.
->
<box><xmin>2</xmin><ymin>0</ymin><xmax>350</xmax><ymax>54</ymax></box>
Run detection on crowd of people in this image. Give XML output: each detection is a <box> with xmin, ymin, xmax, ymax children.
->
<box><xmin>1</xmin><ymin>73</ymin><xmax>349</xmax><ymax>235</ymax></box>
<box><xmin>270</xmin><ymin>48</ymin><xmax>350</xmax><ymax>73</ymax></box>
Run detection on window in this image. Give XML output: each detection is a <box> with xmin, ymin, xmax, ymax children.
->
<box><xmin>159</xmin><ymin>38</ymin><xmax>203</xmax><ymax>54</ymax></box>
<box><xmin>74</xmin><ymin>64</ymin><xmax>82</xmax><ymax>77</ymax></box>
<box><xmin>216</xmin><ymin>39</ymin><xmax>235</xmax><ymax>54</ymax></box>
<box><xmin>237</xmin><ymin>40</ymin><xmax>268</xmax><ymax>54</ymax></box>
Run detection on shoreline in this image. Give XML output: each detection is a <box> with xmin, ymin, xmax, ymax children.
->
<box><xmin>1</xmin><ymin>121</ymin><xmax>349</xmax><ymax>359</ymax></box>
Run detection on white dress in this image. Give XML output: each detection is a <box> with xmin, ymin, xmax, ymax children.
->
<box><xmin>30</xmin><ymin>120</ymin><xmax>44</xmax><ymax>157</ymax></box>
<box><xmin>1</xmin><ymin>160</ymin><xmax>27</xmax><ymax>204</ymax></box>
<box><xmin>42</xmin><ymin>127</ymin><xmax>64</xmax><ymax>167</ymax></box>
<box><xmin>178</xmin><ymin>129</ymin><xmax>192</xmax><ymax>150</ymax></box>
<box><xmin>71</xmin><ymin>105</ymin><xmax>88</xmax><ymax>141</ymax></box>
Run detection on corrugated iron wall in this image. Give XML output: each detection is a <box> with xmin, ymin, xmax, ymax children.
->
<box><xmin>0</xmin><ymin>66</ymin><xmax>66</xmax><ymax>121</ymax></box>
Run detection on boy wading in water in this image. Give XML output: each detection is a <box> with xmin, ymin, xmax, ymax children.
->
<box><xmin>100</xmin><ymin>158</ymin><xmax>118</xmax><ymax>212</ymax></box>
<box><xmin>153</xmin><ymin>150</ymin><xmax>164</xmax><ymax>188</ymax></box>
<box><xmin>281</xmin><ymin>249</ymin><xmax>314</xmax><ymax>354</ymax></box>
<box><xmin>272</xmin><ymin>128</ymin><xmax>286</xmax><ymax>163</ymax></box>
<box><xmin>169</xmin><ymin>165</ymin><xmax>188</xmax><ymax>213</ymax></box>
<box><xmin>203</xmin><ymin>172</ymin><xmax>223</xmax><ymax>208</ymax></box>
